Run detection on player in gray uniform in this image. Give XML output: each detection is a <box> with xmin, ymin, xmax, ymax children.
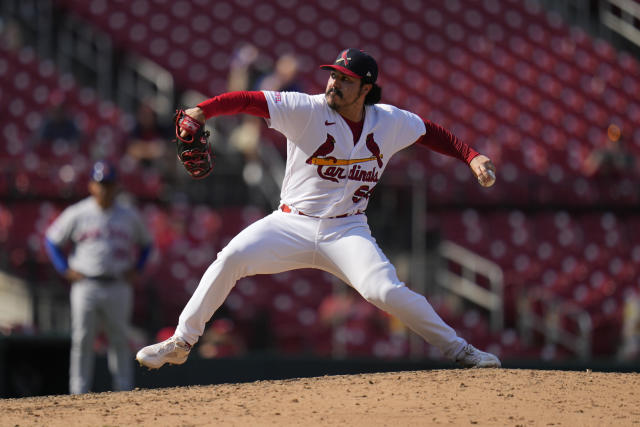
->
<box><xmin>45</xmin><ymin>161</ymin><xmax>152</xmax><ymax>394</ymax></box>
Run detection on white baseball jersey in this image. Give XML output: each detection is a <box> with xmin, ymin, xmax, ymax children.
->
<box><xmin>171</xmin><ymin>90</ymin><xmax>476</xmax><ymax>363</ymax></box>
<box><xmin>263</xmin><ymin>91</ymin><xmax>426</xmax><ymax>217</ymax></box>
<box><xmin>46</xmin><ymin>197</ymin><xmax>151</xmax><ymax>278</ymax></box>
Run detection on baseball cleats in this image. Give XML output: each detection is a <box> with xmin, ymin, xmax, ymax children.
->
<box><xmin>455</xmin><ymin>344</ymin><xmax>501</xmax><ymax>368</ymax></box>
<box><xmin>136</xmin><ymin>336</ymin><xmax>192</xmax><ymax>369</ymax></box>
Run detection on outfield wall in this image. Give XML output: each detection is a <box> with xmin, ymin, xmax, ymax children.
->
<box><xmin>1</xmin><ymin>335</ymin><xmax>638</xmax><ymax>398</ymax></box>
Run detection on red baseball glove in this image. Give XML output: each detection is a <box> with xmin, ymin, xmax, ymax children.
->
<box><xmin>173</xmin><ymin>109</ymin><xmax>214</xmax><ymax>179</ymax></box>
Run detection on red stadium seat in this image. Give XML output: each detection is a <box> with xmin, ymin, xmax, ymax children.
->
<box><xmin>5</xmin><ymin>0</ymin><xmax>639</xmax><ymax>360</ymax></box>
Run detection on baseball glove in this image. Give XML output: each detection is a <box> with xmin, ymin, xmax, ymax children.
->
<box><xmin>173</xmin><ymin>109</ymin><xmax>214</xmax><ymax>179</ymax></box>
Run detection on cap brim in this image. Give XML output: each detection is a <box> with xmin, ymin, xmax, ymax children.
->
<box><xmin>92</xmin><ymin>178</ymin><xmax>117</xmax><ymax>184</ymax></box>
<box><xmin>320</xmin><ymin>64</ymin><xmax>362</xmax><ymax>79</ymax></box>
<box><xmin>92</xmin><ymin>173</ymin><xmax>117</xmax><ymax>183</ymax></box>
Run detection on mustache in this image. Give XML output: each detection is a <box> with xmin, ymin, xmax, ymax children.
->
<box><xmin>326</xmin><ymin>88</ymin><xmax>343</xmax><ymax>97</ymax></box>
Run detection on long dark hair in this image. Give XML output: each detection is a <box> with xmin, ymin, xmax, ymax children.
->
<box><xmin>364</xmin><ymin>83</ymin><xmax>382</xmax><ymax>105</ymax></box>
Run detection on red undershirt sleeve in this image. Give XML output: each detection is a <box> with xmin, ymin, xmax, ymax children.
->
<box><xmin>197</xmin><ymin>91</ymin><xmax>270</xmax><ymax>119</ymax></box>
<box><xmin>416</xmin><ymin>118</ymin><xmax>479</xmax><ymax>164</ymax></box>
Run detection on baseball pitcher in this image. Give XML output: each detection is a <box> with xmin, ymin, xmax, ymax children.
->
<box><xmin>137</xmin><ymin>49</ymin><xmax>500</xmax><ymax>369</ymax></box>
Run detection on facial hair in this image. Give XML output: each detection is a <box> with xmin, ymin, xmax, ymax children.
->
<box><xmin>326</xmin><ymin>87</ymin><xmax>343</xmax><ymax>110</ymax></box>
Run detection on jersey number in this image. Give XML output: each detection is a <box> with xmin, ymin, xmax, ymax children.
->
<box><xmin>352</xmin><ymin>185</ymin><xmax>374</xmax><ymax>203</ymax></box>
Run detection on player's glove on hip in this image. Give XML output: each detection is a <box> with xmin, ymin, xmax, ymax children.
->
<box><xmin>173</xmin><ymin>109</ymin><xmax>214</xmax><ymax>179</ymax></box>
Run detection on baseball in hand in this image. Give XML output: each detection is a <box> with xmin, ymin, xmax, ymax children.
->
<box><xmin>480</xmin><ymin>169</ymin><xmax>496</xmax><ymax>187</ymax></box>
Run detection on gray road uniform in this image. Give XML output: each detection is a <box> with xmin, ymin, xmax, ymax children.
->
<box><xmin>46</xmin><ymin>196</ymin><xmax>151</xmax><ymax>394</ymax></box>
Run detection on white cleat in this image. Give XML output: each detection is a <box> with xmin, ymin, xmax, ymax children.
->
<box><xmin>455</xmin><ymin>344</ymin><xmax>502</xmax><ymax>368</ymax></box>
<box><xmin>136</xmin><ymin>336</ymin><xmax>192</xmax><ymax>369</ymax></box>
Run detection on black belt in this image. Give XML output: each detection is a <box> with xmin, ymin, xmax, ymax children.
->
<box><xmin>87</xmin><ymin>275</ymin><xmax>119</xmax><ymax>282</ymax></box>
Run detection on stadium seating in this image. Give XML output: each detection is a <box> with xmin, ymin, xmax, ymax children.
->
<box><xmin>3</xmin><ymin>0</ymin><xmax>639</xmax><ymax>360</ymax></box>
<box><xmin>0</xmin><ymin>42</ymin><xmax>165</xmax><ymax>201</ymax></box>
<box><xmin>50</xmin><ymin>0</ymin><xmax>639</xmax><ymax>183</ymax></box>
<box><xmin>5</xmin><ymin>0</ymin><xmax>638</xmax><ymax>204</ymax></box>
<box><xmin>5</xmin><ymin>195</ymin><xmax>633</xmax><ymax>359</ymax></box>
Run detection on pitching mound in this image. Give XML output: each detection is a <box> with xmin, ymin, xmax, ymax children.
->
<box><xmin>2</xmin><ymin>369</ymin><xmax>639</xmax><ymax>426</ymax></box>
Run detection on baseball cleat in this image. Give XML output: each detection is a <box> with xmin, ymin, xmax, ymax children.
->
<box><xmin>136</xmin><ymin>336</ymin><xmax>192</xmax><ymax>369</ymax></box>
<box><xmin>455</xmin><ymin>344</ymin><xmax>501</xmax><ymax>368</ymax></box>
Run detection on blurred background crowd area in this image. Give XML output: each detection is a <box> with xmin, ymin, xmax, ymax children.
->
<box><xmin>1</xmin><ymin>0</ymin><xmax>640</xmax><ymax>364</ymax></box>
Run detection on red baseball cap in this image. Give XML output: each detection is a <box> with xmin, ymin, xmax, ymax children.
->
<box><xmin>320</xmin><ymin>48</ymin><xmax>378</xmax><ymax>84</ymax></box>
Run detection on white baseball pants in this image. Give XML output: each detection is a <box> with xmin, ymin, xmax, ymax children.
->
<box><xmin>176</xmin><ymin>210</ymin><xmax>467</xmax><ymax>359</ymax></box>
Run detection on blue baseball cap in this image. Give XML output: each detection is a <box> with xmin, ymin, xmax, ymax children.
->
<box><xmin>91</xmin><ymin>160</ymin><xmax>117</xmax><ymax>183</ymax></box>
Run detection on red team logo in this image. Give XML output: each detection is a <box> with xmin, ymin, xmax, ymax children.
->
<box><xmin>336</xmin><ymin>50</ymin><xmax>352</xmax><ymax>66</ymax></box>
<box><xmin>365</xmin><ymin>133</ymin><xmax>383</xmax><ymax>168</ymax></box>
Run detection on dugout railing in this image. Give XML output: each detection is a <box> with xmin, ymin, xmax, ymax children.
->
<box><xmin>600</xmin><ymin>0</ymin><xmax>640</xmax><ymax>48</ymax></box>
<box><xmin>435</xmin><ymin>240</ymin><xmax>504</xmax><ymax>333</ymax></box>
<box><xmin>519</xmin><ymin>287</ymin><xmax>592</xmax><ymax>360</ymax></box>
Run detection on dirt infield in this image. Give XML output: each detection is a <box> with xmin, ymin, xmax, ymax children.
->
<box><xmin>1</xmin><ymin>369</ymin><xmax>639</xmax><ymax>426</ymax></box>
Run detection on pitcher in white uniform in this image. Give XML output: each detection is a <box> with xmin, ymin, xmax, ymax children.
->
<box><xmin>137</xmin><ymin>49</ymin><xmax>501</xmax><ymax>369</ymax></box>
<box><xmin>45</xmin><ymin>161</ymin><xmax>152</xmax><ymax>394</ymax></box>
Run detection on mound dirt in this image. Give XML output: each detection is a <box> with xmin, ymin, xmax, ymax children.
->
<box><xmin>1</xmin><ymin>369</ymin><xmax>639</xmax><ymax>426</ymax></box>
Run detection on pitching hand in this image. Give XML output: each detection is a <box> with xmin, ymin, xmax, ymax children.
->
<box><xmin>179</xmin><ymin>107</ymin><xmax>205</xmax><ymax>138</ymax></box>
<box><xmin>469</xmin><ymin>155</ymin><xmax>496</xmax><ymax>187</ymax></box>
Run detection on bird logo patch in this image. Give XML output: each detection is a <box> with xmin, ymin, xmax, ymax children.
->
<box><xmin>336</xmin><ymin>50</ymin><xmax>352</xmax><ymax>66</ymax></box>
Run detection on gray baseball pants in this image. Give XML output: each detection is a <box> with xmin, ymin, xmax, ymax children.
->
<box><xmin>69</xmin><ymin>279</ymin><xmax>133</xmax><ymax>394</ymax></box>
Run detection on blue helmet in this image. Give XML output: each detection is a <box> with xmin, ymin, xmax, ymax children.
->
<box><xmin>91</xmin><ymin>160</ymin><xmax>117</xmax><ymax>183</ymax></box>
